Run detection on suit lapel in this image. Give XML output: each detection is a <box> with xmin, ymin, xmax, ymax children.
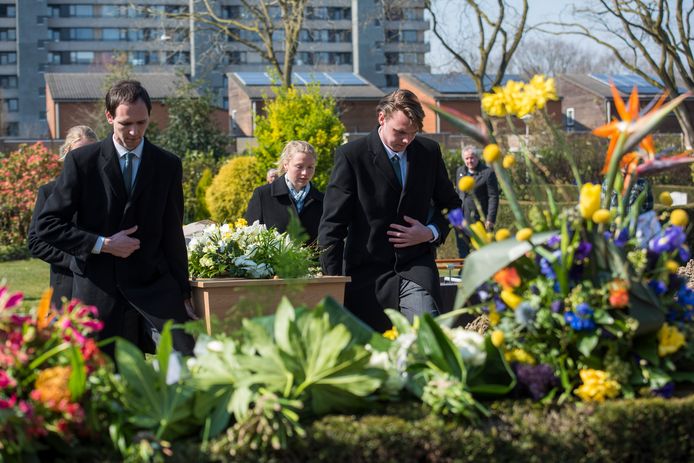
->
<box><xmin>100</xmin><ymin>138</ymin><xmax>127</xmax><ymax>202</ymax></box>
<box><xmin>367</xmin><ymin>128</ymin><xmax>401</xmax><ymax>193</ymax></box>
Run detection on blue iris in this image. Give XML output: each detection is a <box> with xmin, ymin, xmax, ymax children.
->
<box><xmin>447</xmin><ymin>208</ymin><xmax>464</xmax><ymax>228</ymax></box>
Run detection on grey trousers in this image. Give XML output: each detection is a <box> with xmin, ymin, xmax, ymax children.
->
<box><xmin>399</xmin><ymin>278</ymin><xmax>439</xmax><ymax>322</ymax></box>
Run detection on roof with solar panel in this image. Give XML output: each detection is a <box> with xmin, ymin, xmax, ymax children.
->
<box><xmin>400</xmin><ymin>73</ymin><xmax>522</xmax><ymax>99</ymax></box>
<box><xmin>560</xmin><ymin>74</ymin><xmax>688</xmax><ymax>98</ymax></box>
<box><xmin>228</xmin><ymin>72</ymin><xmax>384</xmax><ymax>99</ymax></box>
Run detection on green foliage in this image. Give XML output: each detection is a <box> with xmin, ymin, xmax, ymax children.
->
<box><xmin>206</xmin><ymin>155</ymin><xmax>261</xmax><ymax>222</ymax></box>
<box><xmin>254</xmin><ymin>84</ymin><xmax>345</xmax><ymax>191</ymax></box>
<box><xmin>0</xmin><ymin>143</ymin><xmax>61</xmax><ymax>248</ymax></box>
<box><xmin>159</xmin><ymin>79</ymin><xmax>230</xmax><ymax>158</ymax></box>
<box><xmin>180</xmin><ymin>150</ymin><xmax>220</xmax><ymax>224</ymax></box>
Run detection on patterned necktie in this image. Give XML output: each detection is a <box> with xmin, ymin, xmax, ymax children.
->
<box><xmin>123</xmin><ymin>152</ymin><xmax>135</xmax><ymax>196</ymax></box>
<box><xmin>391</xmin><ymin>155</ymin><xmax>403</xmax><ymax>187</ymax></box>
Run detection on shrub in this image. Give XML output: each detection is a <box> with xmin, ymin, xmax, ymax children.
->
<box><xmin>206</xmin><ymin>155</ymin><xmax>260</xmax><ymax>222</ymax></box>
<box><xmin>194</xmin><ymin>168</ymin><xmax>213</xmax><ymax>221</ymax></box>
<box><xmin>181</xmin><ymin>150</ymin><xmax>221</xmax><ymax>223</ymax></box>
<box><xmin>0</xmin><ymin>143</ymin><xmax>61</xmax><ymax>248</ymax></box>
<box><xmin>254</xmin><ymin>84</ymin><xmax>345</xmax><ymax>191</ymax></box>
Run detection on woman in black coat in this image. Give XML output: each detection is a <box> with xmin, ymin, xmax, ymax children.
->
<box><xmin>27</xmin><ymin>125</ymin><xmax>97</xmax><ymax>308</ymax></box>
<box><xmin>245</xmin><ymin>141</ymin><xmax>324</xmax><ymax>244</ymax></box>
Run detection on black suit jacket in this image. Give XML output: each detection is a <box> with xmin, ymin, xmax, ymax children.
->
<box><xmin>36</xmin><ymin>136</ymin><xmax>190</xmax><ymax>329</ymax></box>
<box><xmin>319</xmin><ymin>127</ymin><xmax>461</xmax><ymax>330</ymax></box>
<box><xmin>244</xmin><ymin>174</ymin><xmax>324</xmax><ymax>244</ymax></box>
<box><xmin>456</xmin><ymin>163</ymin><xmax>499</xmax><ymax>225</ymax></box>
<box><xmin>27</xmin><ymin>180</ymin><xmax>73</xmax><ymax>308</ymax></box>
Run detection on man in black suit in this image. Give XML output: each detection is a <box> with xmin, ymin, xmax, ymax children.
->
<box><xmin>37</xmin><ymin>80</ymin><xmax>195</xmax><ymax>355</ymax></box>
<box><xmin>455</xmin><ymin>145</ymin><xmax>499</xmax><ymax>257</ymax></box>
<box><xmin>318</xmin><ymin>89</ymin><xmax>461</xmax><ymax>331</ymax></box>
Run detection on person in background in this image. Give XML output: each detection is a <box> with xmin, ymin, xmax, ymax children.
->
<box><xmin>245</xmin><ymin>141</ymin><xmax>324</xmax><ymax>244</ymax></box>
<box><xmin>455</xmin><ymin>145</ymin><xmax>499</xmax><ymax>258</ymax></box>
<box><xmin>319</xmin><ymin>89</ymin><xmax>461</xmax><ymax>330</ymax></box>
<box><xmin>266</xmin><ymin>168</ymin><xmax>279</xmax><ymax>184</ymax></box>
<box><xmin>27</xmin><ymin>125</ymin><xmax>98</xmax><ymax>309</ymax></box>
<box><xmin>37</xmin><ymin>80</ymin><xmax>195</xmax><ymax>356</ymax></box>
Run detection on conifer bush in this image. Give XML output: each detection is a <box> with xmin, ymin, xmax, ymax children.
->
<box><xmin>205</xmin><ymin>155</ymin><xmax>260</xmax><ymax>222</ymax></box>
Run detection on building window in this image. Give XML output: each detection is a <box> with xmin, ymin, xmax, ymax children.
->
<box><xmin>70</xmin><ymin>51</ymin><xmax>95</xmax><ymax>64</ymax></box>
<box><xmin>385</xmin><ymin>53</ymin><xmax>398</xmax><ymax>65</ymax></box>
<box><xmin>6</xmin><ymin>122</ymin><xmax>18</xmax><ymax>136</ymax></box>
<box><xmin>0</xmin><ymin>29</ymin><xmax>16</xmax><ymax>41</ymax></box>
<box><xmin>306</xmin><ymin>7</ymin><xmax>350</xmax><ymax>20</ymax></box>
<box><xmin>69</xmin><ymin>5</ymin><xmax>94</xmax><ymax>17</ymax></box>
<box><xmin>166</xmin><ymin>51</ymin><xmax>190</xmax><ymax>65</ymax></box>
<box><xmin>5</xmin><ymin>98</ymin><xmax>18</xmax><ymax>112</ymax></box>
<box><xmin>385</xmin><ymin>74</ymin><xmax>399</xmax><ymax>87</ymax></box>
<box><xmin>0</xmin><ymin>52</ymin><xmax>17</xmax><ymax>65</ymax></box>
<box><xmin>226</xmin><ymin>51</ymin><xmax>247</xmax><ymax>65</ymax></box>
<box><xmin>0</xmin><ymin>5</ymin><xmax>16</xmax><ymax>18</ymax></box>
<box><xmin>222</xmin><ymin>97</ymin><xmax>229</xmax><ymax>110</ymax></box>
<box><xmin>0</xmin><ymin>75</ymin><xmax>17</xmax><ymax>88</ymax></box>
<box><xmin>102</xmin><ymin>28</ymin><xmax>127</xmax><ymax>41</ymax></box>
<box><xmin>565</xmin><ymin>107</ymin><xmax>575</xmax><ymax>131</ymax></box>
<box><xmin>39</xmin><ymin>110</ymin><xmax>47</xmax><ymax>120</ymax></box>
<box><xmin>70</xmin><ymin>28</ymin><xmax>94</xmax><ymax>41</ymax></box>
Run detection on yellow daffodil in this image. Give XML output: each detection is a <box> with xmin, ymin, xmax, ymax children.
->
<box><xmin>458</xmin><ymin>176</ymin><xmax>475</xmax><ymax>192</ymax></box>
<box><xmin>469</xmin><ymin>221</ymin><xmax>491</xmax><ymax>249</ymax></box>
<box><xmin>500</xmin><ymin>289</ymin><xmax>522</xmax><ymax>309</ymax></box>
<box><xmin>383</xmin><ymin>326</ymin><xmax>399</xmax><ymax>340</ymax></box>
<box><xmin>491</xmin><ymin>330</ymin><xmax>505</xmax><ymax>347</ymax></box>
<box><xmin>234</xmin><ymin>217</ymin><xmax>248</xmax><ymax>228</ymax></box>
<box><xmin>592</xmin><ymin>209</ymin><xmax>611</xmax><ymax>224</ymax></box>
<box><xmin>502</xmin><ymin>154</ymin><xmax>516</xmax><ymax>169</ymax></box>
<box><xmin>483</xmin><ymin>144</ymin><xmax>501</xmax><ymax>164</ymax></box>
<box><xmin>515</xmin><ymin>228</ymin><xmax>533</xmax><ymax>241</ymax></box>
<box><xmin>495</xmin><ymin>228</ymin><xmax>511</xmax><ymax>241</ymax></box>
<box><xmin>574</xmin><ymin>369</ymin><xmax>621</xmax><ymax>403</ymax></box>
<box><xmin>659</xmin><ymin>191</ymin><xmax>673</xmax><ymax>206</ymax></box>
<box><xmin>665</xmin><ymin>260</ymin><xmax>680</xmax><ymax>273</ymax></box>
<box><xmin>670</xmin><ymin>209</ymin><xmax>689</xmax><ymax>227</ymax></box>
<box><xmin>526</xmin><ymin>75</ymin><xmax>558</xmax><ymax>111</ymax></box>
<box><xmin>481</xmin><ymin>91</ymin><xmax>508</xmax><ymax>117</ymax></box>
<box><xmin>505</xmin><ymin>348</ymin><xmax>535</xmax><ymax>365</ymax></box>
<box><xmin>657</xmin><ymin>323</ymin><xmax>686</xmax><ymax>357</ymax></box>
<box><xmin>579</xmin><ymin>183</ymin><xmax>601</xmax><ymax>219</ymax></box>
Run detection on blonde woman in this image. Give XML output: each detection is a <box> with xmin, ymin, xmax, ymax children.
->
<box><xmin>245</xmin><ymin>141</ymin><xmax>324</xmax><ymax>243</ymax></box>
<box><xmin>27</xmin><ymin>125</ymin><xmax>98</xmax><ymax>308</ymax></box>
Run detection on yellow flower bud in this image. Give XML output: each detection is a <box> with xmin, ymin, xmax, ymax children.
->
<box><xmin>502</xmin><ymin>154</ymin><xmax>515</xmax><ymax>169</ymax></box>
<box><xmin>458</xmin><ymin>175</ymin><xmax>475</xmax><ymax>193</ymax></box>
<box><xmin>665</xmin><ymin>260</ymin><xmax>680</xmax><ymax>273</ymax></box>
<box><xmin>579</xmin><ymin>183</ymin><xmax>601</xmax><ymax>220</ymax></box>
<box><xmin>488</xmin><ymin>309</ymin><xmax>500</xmax><ymax>326</ymax></box>
<box><xmin>483</xmin><ymin>144</ymin><xmax>501</xmax><ymax>163</ymax></box>
<box><xmin>670</xmin><ymin>209</ymin><xmax>689</xmax><ymax>227</ymax></box>
<box><xmin>495</xmin><ymin>228</ymin><xmax>511</xmax><ymax>241</ymax></box>
<box><xmin>516</xmin><ymin>228</ymin><xmax>533</xmax><ymax>241</ymax></box>
<box><xmin>491</xmin><ymin>330</ymin><xmax>505</xmax><ymax>347</ymax></box>
<box><xmin>500</xmin><ymin>289</ymin><xmax>522</xmax><ymax>309</ymax></box>
<box><xmin>592</xmin><ymin>209</ymin><xmax>611</xmax><ymax>224</ymax></box>
<box><xmin>659</xmin><ymin>191</ymin><xmax>673</xmax><ymax>207</ymax></box>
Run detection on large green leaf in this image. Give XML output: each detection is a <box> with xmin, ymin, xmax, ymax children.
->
<box><xmin>417</xmin><ymin>314</ymin><xmax>463</xmax><ymax>379</ymax></box>
<box><xmin>467</xmin><ymin>337</ymin><xmax>516</xmax><ymax>396</ymax></box>
<box><xmin>629</xmin><ymin>281</ymin><xmax>666</xmax><ymax>335</ymax></box>
<box><xmin>67</xmin><ymin>345</ymin><xmax>87</xmax><ymax>401</ymax></box>
<box><xmin>274</xmin><ymin>297</ymin><xmax>298</xmax><ymax>354</ymax></box>
<box><xmin>322</xmin><ymin>297</ymin><xmax>388</xmax><ymax>350</ymax></box>
<box><xmin>456</xmin><ymin>231</ymin><xmax>557</xmax><ymax>309</ymax></box>
<box><xmin>156</xmin><ymin>320</ymin><xmax>174</xmax><ymax>384</ymax></box>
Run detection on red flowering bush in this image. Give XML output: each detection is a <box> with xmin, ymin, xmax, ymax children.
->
<box><xmin>0</xmin><ymin>286</ymin><xmax>119</xmax><ymax>457</ymax></box>
<box><xmin>0</xmin><ymin>143</ymin><xmax>61</xmax><ymax>247</ymax></box>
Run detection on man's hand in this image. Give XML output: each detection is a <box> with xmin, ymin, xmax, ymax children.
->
<box><xmin>184</xmin><ymin>298</ymin><xmax>199</xmax><ymax>320</ymax></box>
<box><xmin>102</xmin><ymin>226</ymin><xmax>140</xmax><ymax>258</ymax></box>
<box><xmin>387</xmin><ymin>215</ymin><xmax>433</xmax><ymax>248</ymax></box>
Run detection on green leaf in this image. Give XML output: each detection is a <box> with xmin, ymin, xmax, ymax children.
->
<box><xmin>385</xmin><ymin>309</ymin><xmax>413</xmax><ymax>336</ymax></box>
<box><xmin>577</xmin><ymin>334</ymin><xmax>599</xmax><ymax>357</ymax></box>
<box><xmin>456</xmin><ymin>231</ymin><xmax>557</xmax><ymax>309</ymax></box>
<box><xmin>467</xmin><ymin>337</ymin><xmax>516</xmax><ymax>396</ymax></box>
<box><xmin>274</xmin><ymin>297</ymin><xmax>297</xmax><ymax>354</ymax></box>
<box><xmin>629</xmin><ymin>282</ymin><xmax>666</xmax><ymax>335</ymax></box>
<box><xmin>323</xmin><ymin>298</ymin><xmax>387</xmax><ymax>350</ymax></box>
<box><xmin>671</xmin><ymin>371</ymin><xmax>694</xmax><ymax>382</ymax></box>
<box><xmin>633</xmin><ymin>333</ymin><xmax>660</xmax><ymax>365</ymax></box>
<box><xmin>156</xmin><ymin>320</ymin><xmax>174</xmax><ymax>384</ymax></box>
<box><xmin>416</xmin><ymin>314</ymin><xmax>463</xmax><ymax>379</ymax></box>
<box><xmin>67</xmin><ymin>345</ymin><xmax>87</xmax><ymax>401</ymax></box>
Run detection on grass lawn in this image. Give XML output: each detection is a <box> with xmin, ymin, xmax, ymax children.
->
<box><xmin>0</xmin><ymin>259</ymin><xmax>50</xmax><ymax>304</ymax></box>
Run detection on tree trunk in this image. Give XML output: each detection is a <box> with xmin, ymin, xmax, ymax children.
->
<box><xmin>673</xmin><ymin>104</ymin><xmax>694</xmax><ymax>149</ymax></box>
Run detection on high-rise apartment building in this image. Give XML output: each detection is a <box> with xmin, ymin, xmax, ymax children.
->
<box><xmin>2</xmin><ymin>0</ymin><xmax>429</xmax><ymax>139</ymax></box>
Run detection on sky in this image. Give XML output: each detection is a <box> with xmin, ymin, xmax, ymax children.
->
<box><xmin>426</xmin><ymin>0</ymin><xmax>597</xmax><ymax>72</ymax></box>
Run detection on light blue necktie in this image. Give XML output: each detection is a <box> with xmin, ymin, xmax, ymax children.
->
<box><xmin>391</xmin><ymin>154</ymin><xmax>403</xmax><ymax>187</ymax></box>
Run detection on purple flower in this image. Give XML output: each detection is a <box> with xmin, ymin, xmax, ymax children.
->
<box><xmin>576</xmin><ymin>302</ymin><xmax>593</xmax><ymax>317</ymax></box>
<box><xmin>649</xmin><ymin>279</ymin><xmax>668</xmax><ymax>296</ymax></box>
<box><xmin>614</xmin><ymin>227</ymin><xmax>629</xmax><ymax>247</ymax></box>
<box><xmin>648</xmin><ymin>226</ymin><xmax>686</xmax><ymax>254</ymax></box>
<box><xmin>546</xmin><ymin>234</ymin><xmax>561</xmax><ymax>248</ymax></box>
<box><xmin>678</xmin><ymin>245</ymin><xmax>690</xmax><ymax>262</ymax></box>
<box><xmin>564</xmin><ymin>305</ymin><xmax>596</xmax><ymax>331</ymax></box>
<box><xmin>575</xmin><ymin>242</ymin><xmax>592</xmax><ymax>261</ymax></box>
<box><xmin>447</xmin><ymin>208</ymin><xmax>464</xmax><ymax>228</ymax></box>
<box><xmin>652</xmin><ymin>382</ymin><xmax>675</xmax><ymax>399</ymax></box>
<box><xmin>550</xmin><ymin>300</ymin><xmax>564</xmax><ymax>313</ymax></box>
<box><xmin>494</xmin><ymin>297</ymin><xmax>507</xmax><ymax>312</ymax></box>
<box><xmin>678</xmin><ymin>286</ymin><xmax>694</xmax><ymax>306</ymax></box>
<box><xmin>513</xmin><ymin>363</ymin><xmax>559</xmax><ymax>400</ymax></box>
<box><xmin>539</xmin><ymin>257</ymin><xmax>556</xmax><ymax>279</ymax></box>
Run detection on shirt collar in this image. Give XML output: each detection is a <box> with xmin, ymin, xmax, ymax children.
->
<box><xmin>284</xmin><ymin>175</ymin><xmax>310</xmax><ymax>195</ymax></box>
<box><xmin>113</xmin><ymin>136</ymin><xmax>144</xmax><ymax>159</ymax></box>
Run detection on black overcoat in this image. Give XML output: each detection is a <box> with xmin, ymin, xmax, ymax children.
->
<box><xmin>244</xmin><ymin>174</ymin><xmax>324</xmax><ymax>244</ymax></box>
<box><xmin>36</xmin><ymin>136</ymin><xmax>192</xmax><ymax>345</ymax></box>
<box><xmin>319</xmin><ymin>127</ymin><xmax>461</xmax><ymax>330</ymax></box>
<box><xmin>27</xmin><ymin>180</ymin><xmax>73</xmax><ymax>309</ymax></box>
<box><xmin>455</xmin><ymin>163</ymin><xmax>499</xmax><ymax>224</ymax></box>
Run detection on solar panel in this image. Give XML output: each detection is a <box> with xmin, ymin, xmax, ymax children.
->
<box><xmin>235</xmin><ymin>72</ymin><xmax>273</xmax><ymax>86</ymax></box>
<box><xmin>414</xmin><ymin>73</ymin><xmax>521</xmax><ymax>94</ymax></box>
<box><xmin>295</xmin><ymin>72</ymin><xmax>335</xmax><ymax>85</ymax></box>
<box><xmin>329</xmin><ymin>72</ymin><xmax>367</xmax><ymax>85</ymax></box>
<box><xmin>590</xmin><ymin>73</ymin><xmax>664</xmax><ymax>95</ymax></box>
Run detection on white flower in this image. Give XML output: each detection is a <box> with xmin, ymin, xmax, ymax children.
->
<box><xmin>368</xmin><ymin>350</ymin><xmax>391</xmax><ymax>369</ymax></box>
<box><xmin>448</xmin><ymin>328</ymin><xmax>486</xmax><ymax>367</ymax></box>
<box><xmin>199</xmin><ymin>256</ymin><xmax>214</xmax><ymax>268</ymax></box>
<box><xmin>206</xmin><ymin>340</ymin><xmax>224</xmax><ymax>352</ymax></box>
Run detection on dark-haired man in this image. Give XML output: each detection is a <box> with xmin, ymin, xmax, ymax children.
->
<box><xmin>37</xmin><ymin>80</ymin><xmax>195</xmax><ymax>356</ymax></box>
<box><xmin>319</xmin><ymin>89</ymin><xmax>461</xmax><ymax>330</ymax></box>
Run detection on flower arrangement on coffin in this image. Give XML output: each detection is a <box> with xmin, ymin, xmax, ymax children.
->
<box><xmin>434</xmin><ymin>75</ymin><xmax>694</xmax><ymax>402</ymax></box>
<box><xmin>0</xmin><ymin>286</ymin><xmax>115</xmax><ymax>457</ymax></box>
<box><xmin>187</xmin><ymin>217</ymin><xmax>318</xmax><ymax>279</ymax></box>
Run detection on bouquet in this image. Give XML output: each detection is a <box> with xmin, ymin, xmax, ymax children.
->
<box><xmin>187</xmin><ymin>218</ymin><xmax>318</xmax><ymax>279</ymax></box>
<box><xmin>436</xmin><ymin>76</ymin><xmax>694</xmax><ymax>402</ymax></box>
<box><xmin>0</xmin><ymin>286</ymin><xmax>116</xmax><ymax>457</ymax></box>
